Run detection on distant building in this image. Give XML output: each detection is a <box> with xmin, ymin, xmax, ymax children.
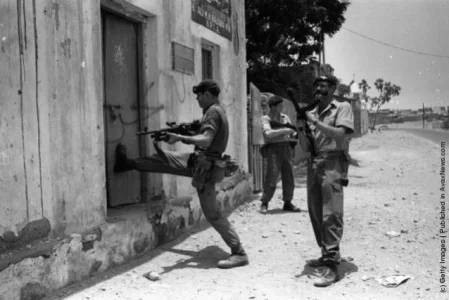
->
<box><xmin>432</xmin><ymin>106</ymin><xmax>447</xmax><ymax>115</ymax></box>
<box><xmin>378</xmin><ymin>109</ymin><xmax>392</xmax><ymax>115</ymax></box>
<box><xmin>417</xmin><ymin>107</ymin><xmax>433</xmax><ymax>115</ymax></box>
<box><xmin>398</xmin><ymin>109</ymin><xmax>412</xmax><ymax>116</ymax></box>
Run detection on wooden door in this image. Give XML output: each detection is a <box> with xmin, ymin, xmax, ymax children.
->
<box><xmin>248</xmin><ymin>83</ymin><xmax>265</xmax><ymax>192</ymax></box>
<box><xmin>102</xmin><ymin>11</ymin><xmax>142</xmax><ymax>207</ymax></box>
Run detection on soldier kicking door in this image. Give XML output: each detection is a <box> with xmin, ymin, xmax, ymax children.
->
<box><xmin>102</xmin><ymin>10</ymin><xmax>142</xmax><ymax>207</ymax></box>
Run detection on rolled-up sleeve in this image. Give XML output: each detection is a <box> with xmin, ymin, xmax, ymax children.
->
<box><xmin>335</xmin><ymin>102</ymin><xmax>354</xmax><ymax>134</ymax></box>
<box><xmin>262</xmin><ymin>115</ymin><xmax>272</xmax><ymax>134</ymax></box>
<box><xmin>201</xmin><ymin>108</ymin><xmax>220</xmax><ymax>134</ymax></box>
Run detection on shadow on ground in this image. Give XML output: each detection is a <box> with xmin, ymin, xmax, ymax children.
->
<box><xmin>266</xmin><ymin>208</ymin><xmax>308</xmax><ymax>215</ymax></box>
<box><xmin>159</xmin><ymin>246</ymin><xmax>229</xmax><ymax>275</ymax></box>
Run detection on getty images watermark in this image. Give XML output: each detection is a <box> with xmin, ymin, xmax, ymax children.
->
<box><xmin>440</xmin><ymin>141</ymin><xmax>447</xmax><ymax>293</ymax></box>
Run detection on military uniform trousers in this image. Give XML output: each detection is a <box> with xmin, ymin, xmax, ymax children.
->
<box><xmin>307</xmin><ymin>151</ymin><xmax>348</xmax><ymax>265</ymax></box>
<box><xmin>260</xmin><ymin>142</ymin><xmax>294</xmax><ymax>204</ymax></box>
<box><xmin>132</xmin><ymin>148</ymin><xmax>244</xmax><ymax>255</ymax></box>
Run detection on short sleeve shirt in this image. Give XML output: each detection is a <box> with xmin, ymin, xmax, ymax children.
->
<box><xmin>262</xmin><ymin>113</ymin><xmax>294</xmax><ymax>144</ymax></box>
<box><xmin>197</xmin><ymin>103</ymin><xmax>229</xmax><ymax>157</ymax></box>
<box><xmin>308</xmin><ymin>100</ymin><xmax>354</xmax><ymax>153</ymax></box>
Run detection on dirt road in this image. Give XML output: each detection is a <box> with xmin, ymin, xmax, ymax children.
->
<box><xmin>44</xmin><ymin>130</ymin><xmax>447</xmax><ymax>300</ymax></box>
<box><xmin>393</xmin><ymin>128</ymin><xmax>448</xmax><ymax>146</ymax></box>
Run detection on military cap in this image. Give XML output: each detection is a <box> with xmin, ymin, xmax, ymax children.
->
<box><xmin>267</xmin><ymin>95</ymin><xmax>284</xmax><ymax>107</ymax></box>
<box><xmin>313</xmin><ymin>75</ymin><xmax>339</xmax><ymax>86</ymax></box>
<box><xmin>192</xmin><ymin>79</ymin><xmax>220</xmax><ymax>96</ymax></box>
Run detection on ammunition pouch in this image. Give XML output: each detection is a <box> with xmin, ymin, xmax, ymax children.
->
<box><xmin>224</xmin><ymin>155</ymin><xmax>239</xmax><ymax>177</ymax></box>
<box><xmin>209</xmin><ymin>159</ymin><xmax>226</xmax><ymax>183</ymax></box>
<box><xmin>190</xmin><ymin>152</ymin><xmax>229</xmax><ymax>190</ymax></box>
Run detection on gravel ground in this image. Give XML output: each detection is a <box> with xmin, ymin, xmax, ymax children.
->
<box><xmin>44</xmin><ymin>130</ymin><xmax>447</xmax><ymax>300</ymax></box>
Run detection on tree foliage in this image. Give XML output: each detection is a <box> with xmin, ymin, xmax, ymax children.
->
<box><xmin>359</xmin><ymin>78</ymin><xmax>401</xmax><ymax>130</ymax></box>
<box><xmin>245</xmin><ymin>0</ymin><xmax>350</xmax><ymax>98</ymax></box>
<box><xmin>371</xmin><ymin>78</ymin><xmax>401</xmax><ymax>110</ymax></box>
<box><xmin>358</xmin><ymin>79</ymin><xmax>371</xmax><ymax>101</ymax></box>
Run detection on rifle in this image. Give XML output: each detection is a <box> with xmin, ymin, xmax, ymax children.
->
<box><xmin>269</xmin><ymin>120</ymin><xmax>298</xmax><ymax>132</ymax></box>
<box><xmin>285</xmin><ymin>88</ymin><xmax>319</xmax><ymax>157</ymax></box>
<box><xmin>136</xmin><ymin>120</ymin><xmax>201</xmax><ymax>142</ymax></box>
<box><xmin>259</xmin><ymin>119</ymin><xmax>298</xmax><ymax>158</ymax></box>
<box><xmin>269</xmin><ymin>120</ymin><xmax>298</xmax><ymax>148</ymax></box>
<box><xmin>286</xmin><ymin>89</ymin><xmax>350</xmax><ymax>187</ymax></box>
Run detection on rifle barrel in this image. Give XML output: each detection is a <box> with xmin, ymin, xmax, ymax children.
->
<box><xmin>135</xmin><ymin>120</ymin><xmax>201</xmax><ymax>137</ymax></box>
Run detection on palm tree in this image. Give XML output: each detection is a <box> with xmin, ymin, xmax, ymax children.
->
<box><xmin>358</xmin><ymin>79</ymin><xmax>370</xmax><ymax>102</ymax></box>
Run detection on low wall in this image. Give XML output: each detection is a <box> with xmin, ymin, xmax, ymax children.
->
<box><xmin>0</xmin><ymin>172</ymin><xmax>252</xmax><ymax>300</ymax></box>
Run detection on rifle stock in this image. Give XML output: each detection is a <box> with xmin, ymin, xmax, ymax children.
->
<box><xmin>285</xmin><ymin>88</ymin><xmax>319</xmax><ymax>157</ymax></box>
<box><xmin>286</xmin><ymin>88</ymin><xmax>320</xmax><ymax>120</ymax></box>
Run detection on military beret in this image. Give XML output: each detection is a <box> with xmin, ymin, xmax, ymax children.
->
<box><xmin>313</xmin><ymin>75</ymin><xmax>339</xmax><ymax>86</ymax></box>
<box><xmin>267</xmin><ymin>95</ymin><xmax>284</xmax><ymax>107</ymax></box>
<box><xmin>192</xmin><ymin>79</ymin><xmax>220</xmax><ymax>96</ymax></box>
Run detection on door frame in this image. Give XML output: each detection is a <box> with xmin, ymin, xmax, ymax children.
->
<box><xmin>100</xmin><ymin>0</ymin><xmax>150</xmax><ymax>206</ymax></box>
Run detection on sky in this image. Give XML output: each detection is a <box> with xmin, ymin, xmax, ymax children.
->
<box><xmin>325</xmin><ymin>0</ymin><xmax>449</xmax><ymax>110</ymax></box>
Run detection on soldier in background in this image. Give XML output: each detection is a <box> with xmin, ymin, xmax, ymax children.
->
<box><xmin>259</xmin><ymin>95</ymin><xmax>302</xmax><ymax>214</ymax></box>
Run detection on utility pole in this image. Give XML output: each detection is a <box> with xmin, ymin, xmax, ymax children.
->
<box><xmin>422</xmin><ymin>103</ymin><xmax>425</xmax><ymax>129</ymax></box>
<box><xmin>317</xmin><ymin>24</ymin><xmax>323</xmax><ymax>76</ymax></box>
<box><xmin>322</xmin><ymin>30</ymin><xmax>325</xmax><ymax>65</ymax></box>
<box><xmin>318</xmin><ymin>33</ymin><xmax>321</xmax><ymax>76</ymax></box>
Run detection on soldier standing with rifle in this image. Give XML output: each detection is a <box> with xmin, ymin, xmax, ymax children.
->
<box><xmin>298</xmin><ymin>75</ymin><xmax>354</xmax><ymax>287</ymax></box>
<box><xmin>259</xmin><ymin>95</ymin><xmax>302</xmax><ymax>214</ymax></box>
<box><xmin>114</xmin><ymin>79</ymin><xmax>249</xmax><ymax>269</ymax></box>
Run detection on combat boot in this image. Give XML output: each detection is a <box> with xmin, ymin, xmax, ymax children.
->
<box><xmin>217</xmin><ymin>254</ymin><xmax>249</xmax><ymax>269</ymax></box>
<box><xmin>313</xmin><ymin>265</ymin><xmax>339</xmax><ymax>287</ymax></box>
<box><xmin>113</xmin><ymin>143</ymin><xmax>134</xmax><ymax>172</ymax></box>
<box><xmin>306</xmin><ymin>257</ymin><xmax>325</xmax><ymax>267</ymax></box>
<box><xmin>307</xmin><ymin>256</ymin><xmax>341</xmax><ymax>267</ymax></box>
<box><xmin>283</xmin><ymin>202</ymin><xmax>301</xmax><ymax>212</ymax></box>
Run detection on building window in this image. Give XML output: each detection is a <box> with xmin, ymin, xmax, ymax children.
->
<box><xmin>202</xmin><ymin>48</ymin><xmax>213</xmax><ymax>80</ymax></box>
<box><xmin>201</xmin><ymin>40</ymin><xmax>219</xmax><ymax>80</ymax></box>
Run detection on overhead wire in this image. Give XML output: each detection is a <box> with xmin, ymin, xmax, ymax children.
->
<box><xmin>341</xmin><ymin>27</ymin><xmax>449</xmax><ymax>59</ymax></box>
